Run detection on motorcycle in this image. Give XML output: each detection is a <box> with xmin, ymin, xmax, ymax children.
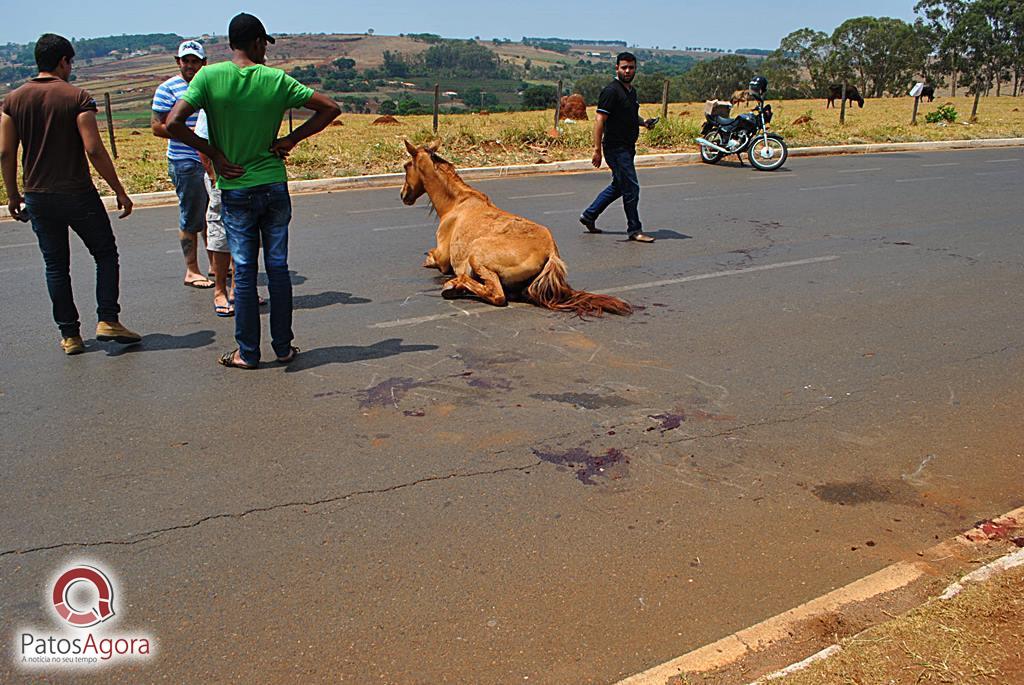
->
<box><xmin>696</xmin><ymin>77</ymin><xmax>788</xmax><ymax>171</ymax></box>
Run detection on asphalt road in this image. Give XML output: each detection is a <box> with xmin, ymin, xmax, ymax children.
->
<box><xmin>1</xmin><ymin>147</ymin><xmax>1023</xmax><ymax>683</ymax></box>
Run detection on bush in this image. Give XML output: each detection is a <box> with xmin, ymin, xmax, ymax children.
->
<box><xmin>925</xmin><ymin>104</ymin><xmax>958</xmax><ymax>124</ymax></box>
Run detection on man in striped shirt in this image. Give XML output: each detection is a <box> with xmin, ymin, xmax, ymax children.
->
<box><xmin>152</xmin><ymin>40</ymin><xmax>213</xmax><ymax>288</ymax></box>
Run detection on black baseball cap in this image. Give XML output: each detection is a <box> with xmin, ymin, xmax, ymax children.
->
<box><xmin>229</xmin><ymin>13</ymin><xmax>276</xmax><ymax>46</ymax></box>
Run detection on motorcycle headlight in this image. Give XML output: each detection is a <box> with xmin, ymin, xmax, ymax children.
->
<box><xmin>763</xmin><ymin>105</ymin><xmax>773</xmax><ymax>124</ymax></box>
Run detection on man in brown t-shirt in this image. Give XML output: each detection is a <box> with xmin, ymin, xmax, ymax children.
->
<box><xmin>1</xmin><ymin>33</ymin><xmax>141</xmax><ymax>354</ymax></box>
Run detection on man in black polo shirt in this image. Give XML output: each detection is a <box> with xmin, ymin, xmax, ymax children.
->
<box><xmin>580</xmin><ymin>52</ymin><xmax>657</xmax><ymax>243</ymax></box>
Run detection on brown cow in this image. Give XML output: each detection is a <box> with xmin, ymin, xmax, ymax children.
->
<box><xmin>730</xmin><ymin>89</ymin><xmax>751</xmax><ymax>106</ymax></box>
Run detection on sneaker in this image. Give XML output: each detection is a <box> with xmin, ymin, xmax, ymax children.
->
<box><xmin>61</xmin><ymin>336</ymin><xmax>85</xmax><ymax>355</ymax></box>
<box><xmin>96</xmin><ymin>321</ymin><xmax>142</xmax><ymax>345</ymax></box>
<box><xmin>579</xmin><ymin>216</ymin><xmax>602</xmax><ymax>234</ymax></box>
<box><xmin>628</xmin><ymin>232</ymin><xmax>655</xmax><ymax>243</ymax></box>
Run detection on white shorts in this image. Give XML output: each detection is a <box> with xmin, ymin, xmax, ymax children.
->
<box><xmin>204</xmin><ymin>175</ymin><xmax>229</xmax><ymax>253</ymax></box>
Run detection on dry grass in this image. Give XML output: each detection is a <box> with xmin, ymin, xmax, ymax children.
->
<box><xmin>3</xmin><ymin>96</ymin><xmax>1022</xmax><ymax>203</ymax></box>
<box><xmin>769</xmin><ymin>565</ymin><xmax>1024</xmax><ymax>684</ymax></box>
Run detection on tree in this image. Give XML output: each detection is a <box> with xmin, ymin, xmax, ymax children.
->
<box><xmin>378</xmin><ymin>100</ymin><xmax>398</xmax><ymax>115</ymax></box>
<box><xmin>634</xmin><ymin>72</ymin><xmax>671</xmax><ymax>103</ymax></box>
<box><xmin>759</xmin><ymin>52</ymin><xmax>805</xmax><ymax>98</ymax></box>
<box><xmin>915</xmin><ymin>0</ymin><xmax>968</xmax><ymax>94</ymax></box>
<box><xmin>382</xmin><ymin>50</ymin><xmax>409</xmax><ymax>77</ymax></box>
<box><xmin>829</xmin><ymin>17</ymin><xmax>929</xmax><ymax>97</ymax></box>
<box><xmin>953</xmin><ymin>0</ymin><xmax>1016</xmax><ymax>116</ymax></box>
<box><xmin>679</xmin><ymin>55</ymin><xmax>753</xmax><ymax>100</ymax></box>
<box><xmin>521</xmin><ymin>84</ymin><xmax>556</xmax><ymax>109</ymax></box>
<box><xmin>573</xmin><ymin>74</ymin><xmax>608</xmax><ymax>104</ymax></box>
<box><xmin>775</xmin><ymin>28</ymin><xmax>836</xmax><ymax>96</ymax></box>
<box><xmin>397</xmin><ymin>96</ymin><xmax>423</xmax><ymax>115</ymax></box>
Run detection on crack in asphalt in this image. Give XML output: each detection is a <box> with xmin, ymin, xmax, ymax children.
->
<box><xmin>0</xmin><ymin>461</ymin><xmax>542</xmax><ymax>559</ymax></box>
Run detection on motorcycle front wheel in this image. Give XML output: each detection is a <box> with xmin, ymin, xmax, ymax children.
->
<box><xmin>699</xmin><ymin>131</ymin><xmax>724</xmax><ymax>164</ymax></box>
<box><xmin>748</xmin><ymin>133</ymin><xmax>788</xmax><ymax>171</ymax></box>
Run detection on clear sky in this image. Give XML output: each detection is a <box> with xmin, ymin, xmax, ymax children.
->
<box><xmin>0</xmin><ymin>0</ymin><xmax>917</xmax><ymax>50</ymax></box>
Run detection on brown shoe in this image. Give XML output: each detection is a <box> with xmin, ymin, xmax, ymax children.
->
<box><xmin>96</xmin><ymin>321</ymin><xmax>142</xmax><ymax>345</ymax></box>
<box><xmin>61</xmin><ymin>336</ymin><xmax>85</xmax><ymax>355</ymax></box>
<box><xmin>628</xmin><ymin>232</ymin><xmax>655</xmax><ymax>243</ymax></box>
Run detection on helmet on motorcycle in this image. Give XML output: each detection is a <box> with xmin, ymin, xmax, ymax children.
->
<box><xmin>749</xmin><ymin>76</ymin><xmax>768</xmax><ymax>97</ymax></box>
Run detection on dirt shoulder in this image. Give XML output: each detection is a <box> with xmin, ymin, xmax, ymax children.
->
<box><xmin>768</xmin><ymin>561</ymin><xmax>1024</xmax><ymax>685</ymax></box>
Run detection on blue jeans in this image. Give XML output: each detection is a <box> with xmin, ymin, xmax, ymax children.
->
<box><xmin>24</xmin><ymin>190</ymin><xmax>121</xmax><ymax>338</ymax></box>
<box><xmin>220</xmin><ymin>182</ymin><xmax>293</xmax><ymax>365</ymax></box>
<box><xmin>582</xmin><ymin>146</ymin><xmax>642</xmax><ymax>234</ymax></box>
<box><xmin>168</xmin><ymin>158</ymin><xmax>208</xmax><ymax>234</ymax></box>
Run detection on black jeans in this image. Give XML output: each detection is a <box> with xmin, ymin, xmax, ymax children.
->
<box><xmin>24</xmin><ymin>190</ymin><xmax>121</xmax><ymax>338</ymax></box>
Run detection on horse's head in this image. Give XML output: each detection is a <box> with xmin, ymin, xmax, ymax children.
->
<box><xmin>401</xmin><ymin>139</ymin><xmax>441</xmax><ymax>205</ymax></box>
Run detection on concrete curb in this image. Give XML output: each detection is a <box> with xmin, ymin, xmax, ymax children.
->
<box><xmin>615</xmin><ymin>505</ymin><xmax>1024</xmax><ymax>685</ymax></box>
<box><xmin>2</xmin><ymin>137</ymin><xmax>1022</xmax><ymax>221</ymax></box>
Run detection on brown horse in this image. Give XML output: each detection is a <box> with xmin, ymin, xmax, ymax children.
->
<box><xmin>400</xmin><ymin>140</ymin><xmax>632</xmax><ymax>317</ymax></box>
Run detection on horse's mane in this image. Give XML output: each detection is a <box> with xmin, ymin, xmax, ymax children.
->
<box><xmin>429</xmin><ymin>152</ymin><xmax>491</xmax><ymax>204</ymax></box>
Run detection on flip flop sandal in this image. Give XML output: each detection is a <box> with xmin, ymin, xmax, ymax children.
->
<box><xmin>218</xmin><ymin>349</ymin><xmax>256</xmax><ymax>369</ymax></box>
<box><xmin>185</xmin><ymin>279</ymin><xmax>215</xmax><ymax>289</ymax></box>
<box><xmin>214</xmin><ymin>303</ymin><xmax>234</xmax><ymax>317</ymax></box>
<box><xmin>276</xmin><ymin>346</ymin><xmax>300</xmax><ymax>364</ymax></box>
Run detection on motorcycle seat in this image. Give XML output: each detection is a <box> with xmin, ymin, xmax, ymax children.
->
<box><xmin>714</xmin><ymin>116</ymin><xmax>737</xmax><ymax>126</ymax></box>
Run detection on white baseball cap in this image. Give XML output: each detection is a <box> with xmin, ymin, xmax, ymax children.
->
<box><xmin>177</xmin><ymin>40</ymin><xmax>206</xmax><ymax>60</ymax></box>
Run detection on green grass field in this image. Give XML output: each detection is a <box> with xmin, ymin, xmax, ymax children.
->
<box><xmin>3</xmin><ymin>96</ymin><xmax>1022</xmax><ymax>203</ymax></box>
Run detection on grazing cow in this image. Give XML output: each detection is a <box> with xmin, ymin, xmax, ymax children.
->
<box><xmin>826</xmin><ymin>84</ymin><xmax>864</xmax><ymax>108</ymax></box>
<box><xmin>920</xmin><ymin>85</ymin><xmax>935</xmax><ymax>102</ymax></box>
<box><xmin>730</xmin><ymin>89</ymin><xmax>751</xmax><ymax>106</ymax></box>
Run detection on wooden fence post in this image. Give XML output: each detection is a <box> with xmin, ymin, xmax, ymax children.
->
<box><xmin>103</xmin><ymin>92</ymin><xmax>117</xmax><ymax>159</ymax></box>
<box><xmin>839</xmin><ymin>82</ymin><xmax>847</xmax><ymax>125</ymax></box>
<box><xmin>433</xmin><ymin>84</ymin><xmax>440</xmax><ymax>134</ymax></box>
<box><xmin>911</xmin><ymin>95</ymin><xmax>920</xmax><ymax>125</ymax></box>
<box><xmin>555</xmin><ymin>79</ymin><xmax>563</xmax><ymax>128</ymax></box>
<box><xmin>661</xmin><ymin>79</ymin><xmax>670</xmax><ymax>120</ymax></box>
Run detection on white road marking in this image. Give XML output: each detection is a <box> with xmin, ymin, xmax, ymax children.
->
<box><xmin>985</xmin><ymin>158</ymin><xmax>1020</xmax><ymax>163</ymax></box>
<box><xmin>837</xmin><ymin>167</ymin><xmax>881</xmax><ymax>173</ymax></box>
<box><xmin>0</xmin><ymin>242</ymin><xmax>37</xmax><ymax>250</ymax></box>
<box><xmin>895</xmin><ymin>176</ymin><xmax>945</xmax><ymax>183</ymax></box>
<box><xmin>601</xmin><ymin>255</ymin><xmax>840</xmax><ymax>294</ymax></box>
<box><xmin>975</xmin><ymin>170</ymin><xmax>1018</xmax><ymax>176</ymax></box>
<box><xmin>921</xmin><ymin>162</ymin><xmax>959</xmax><ymax>167</ymax></box>
<box><xmin>644</xmin><ymin>181</ymin><xmax>698</xmax><ymax>188</ymax></box>
<box><xmin>369</xmin><ymin>255</ymin><xmax>839</xmax><ymax>328</ymax></box>
<box><xmin>543</xmin><ymin>208</ymin><xmax>583</xmax><ymax>215</ymax></box>
<box><xmin>799</xmin><ymin>183</ymin><xmax>859</xmax><ymax>191</ymax></box>
<box><xmin>507</xmin><ymin>191</ymin><xmax>575</xmax><ymax>199</ymax></box>
<box><xmin>371</xmin><ymin>223</ymin><xmax>435</xmax><ymax>232</ymax></box>
<box><xmin>347</xmin><ymin>206</ymin><xmax>412</xmax><ymax>214</ymax></box>
<box><xmin>682</xmin><ymin>192</ymin><xmax>756</xmax><ymax>201</ymax></box>
<box><xmin>164</xmin><ymin>227</ymin><xmax>179</xmax><ymax>232</ymax></box>
<box><xmin>165</xmin><ymin>249</ymin><xmax>178</xmax><ymax>254</ymax></box>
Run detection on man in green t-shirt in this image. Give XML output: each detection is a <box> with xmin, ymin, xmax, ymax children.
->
<box><xmin>166</xmin><ymin>13</ymin><xmax>340</xmax><ymax>369</ymax></box>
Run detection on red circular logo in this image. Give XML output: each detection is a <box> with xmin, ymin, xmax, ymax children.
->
<box><xmin>51</xmin><ymin>565</ymin><xmax>115</xmax><ymax>628</ymax></box>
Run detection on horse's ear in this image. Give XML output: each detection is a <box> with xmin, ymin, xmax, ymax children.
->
<box><xmin>404</xmin><ymin>139</ymin><xmax>418</xmax><ymax>157</ymax></box>
<box><xmin>426</xmin><ymin>139</ymin><xmax>441</xmax><ymax>154</ymax></box>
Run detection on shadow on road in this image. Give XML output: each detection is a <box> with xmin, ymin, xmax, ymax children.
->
<box><xmin>599</xmin><ymin>229</ymin><xmax>692</xmax><ymax>240</ymax></box>
<box><xmin>293</xmin><ymin>291</ymin><xmax>372</xmax><ymax>310</ymax></box>
<box><xmin>100</xmin><ymin>330</ymin><xmax>217</xmax><ymax>356</ymax></box>
<box><xmin>284</xmin><ymin>338</ymin><xmax>439</xmax><ymax>372</ymax></box>
<box><xmin>257</xmin><ymin>271</ymin><xmax>307</xmax><ymax>286</ymax></box>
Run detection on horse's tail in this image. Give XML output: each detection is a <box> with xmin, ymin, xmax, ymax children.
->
<box><xmin>526</xmin><ymin>255</ymin><xmax>633</xmax><ymax>317</ymax></box>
